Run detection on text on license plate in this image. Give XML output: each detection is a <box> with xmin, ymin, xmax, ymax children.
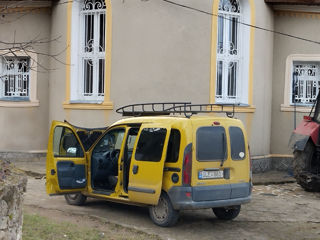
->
<box><xmin>198</xmin><ymin>170</ymin><xmax>224</xmax><ymax>179</ymax></box>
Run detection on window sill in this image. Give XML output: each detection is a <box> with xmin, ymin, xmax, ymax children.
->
<box><xmin>63</xmin><ymin>101</ymin><xmax>114</xmax><ymax>110</ymax></box>
<box><xmin>209</xmin><ymin>105</ymin><xmax>256</xmax><ymax>113</ymax></box>
<box><xmin>281</xmin><ymin>104</ymin><xmax>311</xmax><ymax>113</ymax></box>
<box><xmin>0</xmin><ymin>100</ymin><xmax>39</xmax><ymax>108</ymax></box>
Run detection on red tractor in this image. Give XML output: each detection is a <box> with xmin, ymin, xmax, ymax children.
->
<box><xmin>290</xmin><ymin>94</ymin><xmax>320</xmax><ymax>192</ymax></box>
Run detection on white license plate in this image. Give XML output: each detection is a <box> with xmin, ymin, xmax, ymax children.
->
<box><xmin>198</xmin><ymin>170</ymin><xmax>224</xmax><ymax>179</ymax></box>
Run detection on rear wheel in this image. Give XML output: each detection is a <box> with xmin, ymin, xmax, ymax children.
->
<box><xmin>212</xmin><ymin>205</ymin><xmax>241</xmax><ymax>220</ymax></box>
<box><xmin>293</xmin><ymin>141</ymin><xmax>319</xmax><ymax>192</ymax></box>
<box><xmin>64</xmin><ymin>193</ymin><xmax>87</xmax><ymax>205</ymax></box>
<box><xmin>149</xmin><ymin>193</ymin><xmax>179</xmax><ymax>227</ymax></box>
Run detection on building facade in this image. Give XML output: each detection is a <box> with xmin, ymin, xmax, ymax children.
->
<box><xmin>0</xmin><ymin>0</ymin><xmax>319</xmax><ymax>171</ymax></box>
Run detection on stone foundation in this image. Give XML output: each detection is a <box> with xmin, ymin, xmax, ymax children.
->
<box><xmin>252</xmin><ymin>156</ymin><xmax>293</xmax><ymax>173</ymax></box>
<box><xmin>0</xmin><ymin>152</ymin><xmax>46</xmax><ymax>162</ymax></box>
<box><xmin>0</xmin><ymin>161</ymin><xmax>27</xmax><ymax>240</ymax></box>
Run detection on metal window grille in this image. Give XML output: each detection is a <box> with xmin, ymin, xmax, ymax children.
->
<box><xmin>0</xmin><ymin>56</ymin><xmax>30</xmax><ymax>99</ymax></box>
<box><xmin>216</xmin><ymin>0</ymin><xmax>241</xmax><ymax>103</ymax></box>
<box><xmin>292</xmin><ymin>62</ymin><xmax>320</xmax><ymax>105</ymax></box>
<box><xmin>80</xmin><ymin>0</ymin><xmax>106</xmax><ymax>99</ymax></box>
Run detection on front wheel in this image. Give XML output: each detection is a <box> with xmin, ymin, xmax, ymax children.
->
<box><xmin>149</xmin><ymin>193</ymin><xmax>179</xmax><ymax>227</ymax></box>
<box><xmin>212</xmin><ymin>205</ymin><xmax>241</xmax><ymax>220</ymax></box>
<box><xmin>64</xmin><ymin>193</ymin><xmax>87</xmax><ymax>206</ymax></box>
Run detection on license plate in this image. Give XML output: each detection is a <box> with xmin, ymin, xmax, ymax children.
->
<box><xmin>198</xmin><ymin>170</ymin><xmax>224</xmax><ymax>179</ymax></box>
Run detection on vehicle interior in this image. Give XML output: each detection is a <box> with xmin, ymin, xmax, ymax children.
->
<box><xmin>91</xmin><ymin>128</ymin><xmax>125</xmax><ymax>192</ymax></box>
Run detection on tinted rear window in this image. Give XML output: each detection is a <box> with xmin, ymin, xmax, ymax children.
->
<box><xmin>196</xmin><ymin>126</ymin><xmax>226</xmax><ymax>161</ymax></box>
<box><xmin>135</xmin><ymin>128</ymin><xmax>167</xmax><ymax>162</ymax></box>
<box><xmin>230</xmin><ymin>127</ymin><xmax>246</xmax><ymax>160</ymax></box>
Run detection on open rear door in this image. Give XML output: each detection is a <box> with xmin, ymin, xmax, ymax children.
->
<box><xmin>46</xmin><ymin>121</ymin><xmax>88</xmax><ymax>195</ymax></box>
<box><xmin>128</xmin><ymin>123</ymin><xmax>171</xmax><ymax>205</ymax></box>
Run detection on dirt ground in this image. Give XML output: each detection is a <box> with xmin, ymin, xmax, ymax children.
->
<box><xmin>24</xmin><ymin>177</ymin><xmax>320</xmax><ymax>240</ymax></box>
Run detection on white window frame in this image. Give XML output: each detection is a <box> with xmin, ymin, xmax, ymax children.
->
<box><xmin>282</xmin><ymin>54</ymin><xmax>320</xmax><ymax>112</ymax></box>
<box><xmin>215</xmin><ymin>0</ymin><xmax>250</xmax><ymax>105</ymax></box>
<box><xmin>0</xmin><ymin>51</ymin><xmax>38</xmax><ymax>107</ymax></box>
<box><xmin>70</xmin><ymin>0</ymin><xmax>106</xmax><ymax>103</ymax></box>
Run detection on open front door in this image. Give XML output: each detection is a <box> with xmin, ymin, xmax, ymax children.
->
<box><xmin>46</xmin><ymin>121</ymin><xmax>88</xmax><ymax>195</ymax></box>
<box><xmin>128</xmin><ymin>123</ymin><xmax>171</xmax><ymax>205</ymax></box>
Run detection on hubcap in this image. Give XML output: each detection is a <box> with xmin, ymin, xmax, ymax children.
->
<box><xmin>67</xmin><ymin>194</ymin><xmax>78</xmax><ymax>200</ymax></box>
<box><xmin>152</xmin><ymin>196</ymin><xmax>168</xmax><ymax>221</ymax></box>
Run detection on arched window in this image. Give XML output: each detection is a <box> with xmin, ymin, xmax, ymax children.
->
<box><xmin>69</xmin><ymin>0</ymin><xmax>112</xmax><ymax>105</ymax></box>
<box><xmin>79</xmin><ymin>0</ymin><xmax>106</xmax><ymax>100</ymax></box>
<box><xmin>216</xmin><ymin>0</ymin><xmax>241</xmax><ymax>103</ymax></box>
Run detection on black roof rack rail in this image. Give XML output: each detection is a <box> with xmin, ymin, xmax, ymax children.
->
<box><xmin>116</xmin><ymin>102</ymin><xmax>191</xmax><ymax>117</ymax></box>
<box><xmin>166</xmin><ymin>104</ymin><xmax>236</xmax><ymax>118</ymax></box>
<box><xmin>116</xmin><ymin>102</ymin><xmax>237</xmax><ymax>118</ymax></box>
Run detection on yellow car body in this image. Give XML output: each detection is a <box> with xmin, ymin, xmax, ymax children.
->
<box><xmin>46</xmin><ymin>115</ymin><xmax>251</xmax><ymax>226</ymax></box>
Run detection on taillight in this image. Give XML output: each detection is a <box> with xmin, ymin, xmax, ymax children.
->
<box><xmin>183</xmin><ymin>144</ymin><xmax>192</xmax><ymax>186</ymax></box>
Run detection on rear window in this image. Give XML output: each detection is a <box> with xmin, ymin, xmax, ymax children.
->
<box><xmin>135</xmin><ymin>128</ymin><xmax>167</xmax><ymax>162</ymax></box>
<box><xmin>196</xmin><ymin>126</ymin><xmax>226</xmax><ymax>161</ymax></box>
<box><xmin>230</xmin><ymin>127</ymin><xmax>246</xmax><ymax>160</ymax></box>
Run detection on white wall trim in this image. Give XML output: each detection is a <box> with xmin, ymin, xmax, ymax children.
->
<box><xmin>282</xmin><ymin>54</ymin><xmax>320</xmax><ymax>111</ymax></box>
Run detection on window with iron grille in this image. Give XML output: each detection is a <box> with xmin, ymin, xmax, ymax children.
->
<box><xmin>73</xmin><ymin>0</ymin><xmax>106</xmax><ymax>101</ymax></box>
<box><xmin>291</xmin><ymin>61</ymin><xmax>320</xmax><ymax>106</ymax></box>
<box><xmin>216</xmin><ymin>0</ymin><xmax>241</xmax><ymax>103</ymax></box>
<box><xmin>0</xmin><ymin>56</ymin><xmax>30</xmax><ymax>100</ymax></box>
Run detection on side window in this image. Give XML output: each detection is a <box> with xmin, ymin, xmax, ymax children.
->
<box><xmin>229</xmin><ymin>127</ymin><xmax>246</xmax><ymax>160</ymax></box>
<box><xmin>126</xmin><ymin>128</ymin><xmax>139</xmax><ymax>154</ymax></box>
<box><xmin>196</xmin><ymin>126</ymin><xmax>226</xmax><ymax>161</ymax></box>
<box><xmin>166</xmin><ymin>129</ymin><xmax>181</xmax><ymax>163</ymax></box>
<box><xmin>135</xmin><ymin>128</ymin><xmax>167</xmax><ymax>162</ymax></box>
<box><xmin>53</xmin><ymin>126</ymin><xmax>84</xmax><ymax>157</ymax></box>
<box><xmin>93</xmin><ymin>129</ymin><xmax>125</xmax><ymax>154</ymax></box>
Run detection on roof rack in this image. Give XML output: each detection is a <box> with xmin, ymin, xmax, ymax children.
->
<box><xmin>116</xmin><ymin>102</ymin><xmax>236</xmax><ymax>118</ymax></box>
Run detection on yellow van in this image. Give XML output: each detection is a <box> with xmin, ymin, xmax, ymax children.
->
<box><xmin>46</xmin><ymin>103</ymin><xmax>252</xmax><ymax>227</ymax></box>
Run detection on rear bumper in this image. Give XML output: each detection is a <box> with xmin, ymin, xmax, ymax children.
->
<box><xmin>167</xmin><ymin>183</ymin><xmax>252</xmax><ymax>210</ymax></box>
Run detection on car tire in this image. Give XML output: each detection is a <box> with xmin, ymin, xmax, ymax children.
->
<box><xmin>64</xmin><ymin>193</ymin><xmax>87</xmax><ymax>206</ymax></box>
<box><xmin>212</xmin><ymin>205</ymin><xmax>241</xmax><ymax>220</ymax></box>
<box><xmin>149</xmin><ymin>193</ymin><xmax>179</xmax><ymax>227</ymax></box>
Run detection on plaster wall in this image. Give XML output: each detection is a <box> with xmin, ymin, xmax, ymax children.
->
<box><xmin>48</xmin><ymin>0</ymin><xmax>275</xmax><ymax>158</ymax></box>
<box><xmin>0</xmin><ymin>10</ymin><xmax>51</xmax><ymax>152</ymax></box>
<box><xmin>240</xmin><ymin>0</ymin><xmax>274</xmax><ymax>157</ymax></box>
<box><xmin>49</xmin><ymin>0</ymin><xmax>214</xmax><ymax>127</ymax></box>
<box><xmin>271</xmin><ymin>10</ymin><xmax>320</xmax><ymax>155</ymax></box>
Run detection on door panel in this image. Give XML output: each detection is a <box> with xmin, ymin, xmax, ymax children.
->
<box><xmin>228</xmin><ymin>126</ymin><xmax>250</xmax><ymax>194</ymax></box>
<box><xmin>191</xmin><ymin>120</ymin><xmax>232</xmax><ymax>200</ymax></box>
<box><xmin>57</xmin><ymin>161</ymin><xmax>86</xmax><ymax>189</ymax></box>
<box><xmin>46</xmin><ymin>121</ymin><xmax>87</xmax><ymax>195</ymax></box>
<box><xmin>128</xmin><ymin>124</ymin><xmax>171</xmax><ymax>205</ymax></box>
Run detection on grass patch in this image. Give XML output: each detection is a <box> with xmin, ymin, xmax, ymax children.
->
<box><xmin>23</xmin><ymin>213</ymin><xmax>159</xmax><ymax>240</ymax></box>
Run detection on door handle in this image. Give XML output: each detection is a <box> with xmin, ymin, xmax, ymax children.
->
<box><xmin>132</xmin><ymin>165</ymin><xmax>139</xmax><ymax>174</ymax></box>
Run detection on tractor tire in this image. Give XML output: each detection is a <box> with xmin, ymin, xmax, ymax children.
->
<box><xmin>293</xmin><ymin>141</ymin><xmax>319</xmax><ymax>192</ymax></box>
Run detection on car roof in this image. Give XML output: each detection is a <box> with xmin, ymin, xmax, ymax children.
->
<box><xmin>111</xmin><ymin>115</ymin><xmax>242</xmax><ymax>127</ymax></box>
